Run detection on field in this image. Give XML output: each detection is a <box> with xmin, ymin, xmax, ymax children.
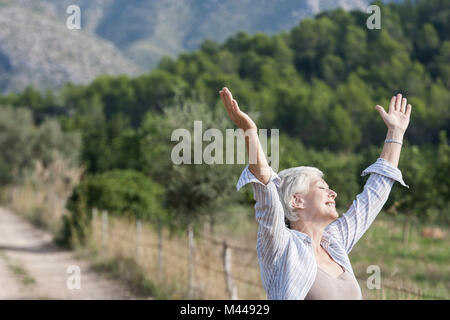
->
<box><xmin>84</xmin><ymin>207</ymin><xmax>449</xmax><ymax>300</ymax></box>
<box><xmin>5</xmin><ymin>182</ymin><xmax>448</xmax><ymax>300</ymax></box>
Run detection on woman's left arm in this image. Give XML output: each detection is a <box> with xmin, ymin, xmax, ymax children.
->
<box><xmin>325</xmin><ymin>94</ymin><xmax>412</xmax><ymax>253</ymax></box>
<box><xmin>376</xmin><ymin>93</ymin><xmax>412</xmax><ymax>168</ymax></box>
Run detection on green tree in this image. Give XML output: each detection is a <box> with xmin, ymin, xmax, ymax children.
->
<box><xmin>60</xmin><ymin>170</ymin><xmax>166</xmax><ymax>247</ymax></box>
<box><xmin>341</xmin><ymin>25</ymin><xmax>367</xmax><ymax>70</ymax></box>
<box><xmin>132</xmin><ymin>70</ymin><xmax>187</xmax><ymax>125</ymax></box>
<box><xmin>320</xmin><ymin>54</ymin><xmax>345</xmax><ymax>87</ymax></box>
<box><xmin>0</xmin><ymin>107</ymin><xmax>35</xmax><ymax>184</ymax></box>
<box><xmin>140</xmin><ymin>98</ymin><xmax>240</xmax><ymax>230</ymax></box>
<box><xmin>31</xmin><ymin>119</ymin><xmax>80</xmax><ymax>168</ymax></box>
<box><xmin>76</xmin><ymin>95</ymin><xmax>111</xmax><ymax>173</ymax></box>
<box><xmin>436</xmin><ymin>41</ymin><xmax>450</xmax><ymax>88</ymax></box>
<box><xmin>291</xmin><ymin>17</ymin><xmax>338</xmax><ymax>77</ymax></box>
<box><xmin>0</xmin><ymin>106</ymin><xmax>80</xmax><ymax>185</ymax></box>
<box><xmin>433</xmin><ymin>130</ymin><xmax>450</xmax><ymax>222</ymax></box>
<box><xmin>326</xmin><ymin>104</ymin><xmax>362</xmax><ymax>152</ymax></box>
<box><xmin>416</xmin><ymin>23</ymin><xmax>440</xmax><ymax>63</ymax></box>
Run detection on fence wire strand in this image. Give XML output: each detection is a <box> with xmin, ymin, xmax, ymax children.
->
<box><xmin>92</xmin><ymin>213</ymin><xmax>446</xmax><ymax>300</ymax></box>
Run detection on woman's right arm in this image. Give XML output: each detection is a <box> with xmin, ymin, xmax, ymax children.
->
<box><xmin>220</xmin><ymin>87</ymin><xmax>290</xmax><ymax>265</ymax></box>
<box><xmin>219</xmin><ymin>87</ymin><xmax>271</xmax><ymax>184</ymax></box>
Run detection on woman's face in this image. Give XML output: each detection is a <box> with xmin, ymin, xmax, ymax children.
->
<box><xmin>298</xmin><ymin>177</ymin><xmax>338</xmax><ymax>222</ymax></box>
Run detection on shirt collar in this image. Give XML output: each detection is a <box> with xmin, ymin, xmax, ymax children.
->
<box><xmin>290</xmin><ymin>228</ymin><xmax>334</xmax><ymax>247</ymax></box>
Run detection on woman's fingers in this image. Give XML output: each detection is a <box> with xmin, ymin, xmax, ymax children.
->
<box><xmin>219</xmin><ymin>90</ymin><xmax>225</xmax><ymax>105</ymax></box>
<box><xmin>219</xmin><ymin>90</ymin><xmax>229</xmax><ymax>112</ymax></box>
<box><xmin>375</xmin><ymin>105</ymin><xmax>387</xmax><ymax>118</ymax></box>
<box><xmin>223</xmin><ymin>87</ymin><xmax>234</xmax><ymax>109</ymax></box>
<box><xmin>389</xmin><ymin>93</ymin><xmax>408</xmax><ymax>113</ymax></box>
<box><xmin>232</xmin><ymin>99</ymin><xmax>240</xmax><ymax>112</ymax></box>
<box><xmin>222</xmin><ymin>87</ymin><xmax>239</xmax><ymax>114</ymax></box>
<box><xmin>220</xmin><ymin>87</ymin><xmax>242</xmax><ymax>122</ymax></box>
<box><xmin>220</xmin><ymin>88</ymin><xmax>232</xmax><ymax>112</ymax></box>
<box><xmin>395</xmin><ymin>93</ymin><xmax>402</xmax><ymax>111</ymax></box>
<box><xmin>388</xmin><ymin>95</ymin><xmax>396</xmax><ymax>113</ymax></box>
<box><xmin>401</xmin><ymin>97</ymin><xmax>407</xmax><ymax>113</ymax></box>
<box><xmin>405</xmin><ymin>104</ymin><xmax>412</xmax><ymax>118</ymax></box>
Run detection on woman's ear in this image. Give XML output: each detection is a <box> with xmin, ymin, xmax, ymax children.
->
<box><xmin>291</xmin><ymin>193</ymin><xmax>305</xmax><ymax>210</ymax></box>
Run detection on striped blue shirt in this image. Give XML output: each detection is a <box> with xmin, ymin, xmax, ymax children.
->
<box><xmin>236</xmin><ymin>158</ymin><xmax>409</xmax><ymax>300</ymax></box>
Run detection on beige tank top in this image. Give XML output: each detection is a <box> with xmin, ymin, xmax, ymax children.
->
<box><xmin>305</xmin><ymin>267</ymin><xmax>362</xmax><ymax>300</ymax></box>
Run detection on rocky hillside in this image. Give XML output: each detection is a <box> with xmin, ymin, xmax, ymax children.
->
<box><xmin>0</xmin><ymin>0</ymin><xmax>380</xmax><ymax>93</ymax></box>
<box><xmin>0</xmin><ymin>1</ymin><xmax>141</xmax><ymax>93</ymax></box>
<box><xmin>79</xmin><ymin>0</ymin><xmax>370</xmax><ymax>69</ymax></box>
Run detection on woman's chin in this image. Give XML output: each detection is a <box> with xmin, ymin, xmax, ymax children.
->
<box><xmin>319</xmin><ymin>208</ymin><xmax>339</xmax><ymax>222</ymax></box>
<box><xmin>328</xmin><ymin>209</ymin><xmax>339</xmax><ymax>220</ymax></box>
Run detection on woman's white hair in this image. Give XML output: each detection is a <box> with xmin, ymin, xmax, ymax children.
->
<box><xmin>277</xmin><ymin>166</ymin><xmax>324</xmax><ymax>226</ymax></box>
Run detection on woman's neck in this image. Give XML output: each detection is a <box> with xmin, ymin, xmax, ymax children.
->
<box><xmin>292</xmin><ymin>220</ymin><xmax>329</xmax><ymax>255</ymax></box>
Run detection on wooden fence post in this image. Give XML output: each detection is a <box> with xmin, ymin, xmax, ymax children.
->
<box><xmin>157</xmin><ymin>222</ymin><xmax>163</xmax><ymax>281</ymax></box>
<box><xmin>187</xmin><ymin>223</ymin><xmax>195</xmax><ymax>298</ymax></box>
<box><xmin>102</xmin><ymin>210</ymin><xmax>108</xmax><ymax>256</ymax></box>
<box><xmin>223</xmin><ymin>241</ymin><xmax>238</xmax><ymax>300</ymax></box>
<box><xmin>92</xmin><ymin>208</ymin><xmax>97</xmax><ymax>220</ymax></box>
<box><xmin>136</xmin><ymin>219</ymin><xmax>142</xmax><ymax>261</ymax></box>
<box><xmin>92</xmin><ymin>208</ymin><xmax>98</xmax><ymax>241</ymax></box>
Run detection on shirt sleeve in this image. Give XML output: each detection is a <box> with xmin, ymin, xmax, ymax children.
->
<box><xmin>325</xmin><ymin>158</ymin><xmax>409</xmax><ymax>254</ymax></box>
<box><xmin>237</xmin><ymin>165</ymin><xmax>290</xmax><ymax>266</ymax></box>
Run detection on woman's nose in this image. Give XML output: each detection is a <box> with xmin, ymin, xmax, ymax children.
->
<box><xmin>329</xmin><ymin>190</ymin><xmax>337</xmax><ymax>199</ymax></box>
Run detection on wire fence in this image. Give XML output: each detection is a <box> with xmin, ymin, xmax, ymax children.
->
<box><xmin>90</xmin><ymin>209</ymin><xmax>446</xmax><ymax>300</ymax></box>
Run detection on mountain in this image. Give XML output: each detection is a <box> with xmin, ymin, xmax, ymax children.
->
<box><xmin>81</xmin><ymin>0</ymin><xmax>369</xmax><ymax>69</ymax></box>
<box><xmin>0</xmin><ymin>0</ymin><xmax>377</xmax><ymax>93</ymax></box>
<box><xmin>11</xmin><ymin>0</ymin><xmax>374</xmax><ymax>68</ymax></box>
<box><xmin>0</xmin><ymin>0</ymin><xmax>141</xmax><ymax>93</ymax></box>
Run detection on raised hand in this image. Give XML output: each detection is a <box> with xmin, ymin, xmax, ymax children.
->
<box><xmin>219</xmin><ymin>87</ymin><xmax>256</xmax><ymax>131</ymax></box>
<box><xmin>375</xmin><ymin>94</ymin><xmax>412</xmax><ymax>133</ymax></box>
<box><xmin>219</xmin><ymin>87</ymin><xmax>270</xmax><ymax>181</ymax></box>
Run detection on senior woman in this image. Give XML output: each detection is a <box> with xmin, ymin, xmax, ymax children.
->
<box><xmin>219</xmin><ymin>87</ymin><xmax>411</xmax><ymax>300</ymax></box>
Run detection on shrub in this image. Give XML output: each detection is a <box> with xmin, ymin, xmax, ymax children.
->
<box><xmin>58</xmin><ymin>170</ymin><xmax>166</xmax><ymax>247</ymax></box>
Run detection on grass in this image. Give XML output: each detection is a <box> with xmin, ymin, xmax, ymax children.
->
<box><xmin>85</xmin><ymin>208</ymin><xmax>449</xmax><ymax>300</ymax></box>
<box><xmin>4</xmin><ymin>154</ymin><xmax>84</xmax><ymax>237</ymax></box>
<box><xmin>1</xmin><ymin>254</ymin><xmax>37</xmax><ymax>287</ymax></box>
<box><xmin>3</xmin><ymin>177</ymin><xmax>448</xmax><ymax>300</ymax></box>
<box><xmin>72</xmin><ymin>245</ymin><xmax>171</xmax><ymax>300</ymax></box>
<box><xmin>349</xmin><ymin>215</ymin><xmax>449</xmax><ymax>300</ymax></box>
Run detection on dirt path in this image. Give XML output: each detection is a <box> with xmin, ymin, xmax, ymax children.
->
<box><xmin>0</xmin><ymin>207</ymin><xmax>139</xmax><ymax>299</ymax></box>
